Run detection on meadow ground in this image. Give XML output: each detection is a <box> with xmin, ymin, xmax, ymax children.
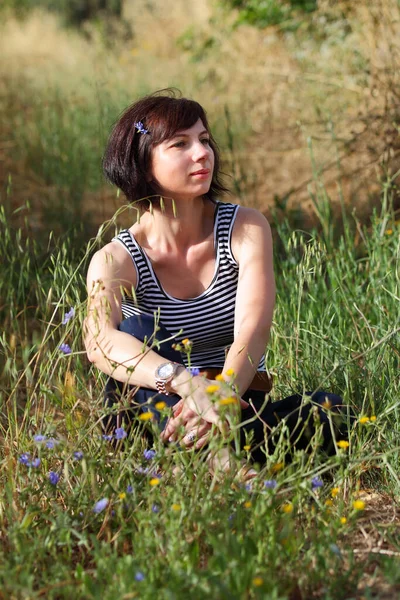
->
<box><xmin>1</xmin><ymin>1</ymin><xmax>400</xmax><ymax>598</ymax></box>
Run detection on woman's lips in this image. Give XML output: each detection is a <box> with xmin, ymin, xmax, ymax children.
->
<box><xmin>190</xmin><ymin>169</ymin><xmax>210</xmax><ymax>178</ymax></box>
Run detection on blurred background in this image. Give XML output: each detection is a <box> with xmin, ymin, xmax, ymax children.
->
<box><xmin>1</xmin><ymin>0</ymin><xmax>399</xmax><ymax>241</ymax></box>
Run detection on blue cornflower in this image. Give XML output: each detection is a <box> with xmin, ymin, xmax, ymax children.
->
<box><xmin>143</xmin><ymin>449</ymin><xmax>156</xmax><ymax>460</ymax></box>
<box><xmin>93</xmin><ymin>498</ymin><xmax>109</xmax><ymax>514</ymax></box>
<box><xmin>152</xmin><ymin>504</ymin><xmax>160</xmax><ymax>513</ymax></box>
<box><xmin>60</xmin><ymin>343</ymin><xmax>72</xmax><ymax>355</ymax></box>
<box><xmin>189</xmin><ymin>367</ymin><xmax>200</xmax><ymax>376</ymax></box>
<box><xmin>19</xmin><ymin>453</ymin><xmax>31</xmax><ymax>465</ymax></box>
<box><xmin>127</xmin><ymin>485</ymin><xmax>134</xmax><ymax>493</ymax></box>
<box><xmin>114</xmin><ymin>427</ymin><xmax>127</xmax><ymax>440</ymax></box>
<box><xmin>264</xmin><ymin>479</ymin><xmax>277</xmax><ymax>489</ymax></box>
<box><xmin>48</xmin><ymin>471</ymin><xmax>60</xmax><ymax>485</ymax></box>
<box><xmin>134</xmin><ymin>571</ymin><xmax>145</xmax><ymax>581</ymax></box>
<box><xmin>102</xmin><ymin>434</ymin><xmax>113</xmax><ymax>442</ymax></box>
<box><xmin>134</xmin><ymin>121</ymin><xmax>149</xmax><ymax>135</ymax></box>
<box><xmin>46</xmin><ymin>438</ymin><xmax>58</xmax><ymax>449</ymax></box>
<box><xmin>62</xmin><ymin>307</ymin><xmax>75</xmax><ymax>325</ymax></box>
<box><xmin>30</xmin><ymin>458</ymin><xmax>41</xmax><ymax>468</ymax></box>
<box><xmin>311</xmin><ymin>476</ymin><xmax>324</xmax><ymax>490</ymax></box>
<box><xmin>73</xmin><ymin>451</ymin><xmax>84</xmax><ymax>460</ymax></box>
<box><xmin>33</xmin><ymin>434</ymin><xmax>47</xmax><ymax>443</ymax></box>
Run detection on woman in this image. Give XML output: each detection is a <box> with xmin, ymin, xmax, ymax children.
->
<box><xmin>84</xmin><ymin>91</ymin><xmax>346</xmax><ymax>474</ymax></box>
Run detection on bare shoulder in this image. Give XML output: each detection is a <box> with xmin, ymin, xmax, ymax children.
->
<box><xmin>86</xmin><ymin>240</ymin><xmax>136</xmax><ymax>291</ymax></box>
<box><xmin>231</xmin><ymin>206</ymin><xmax>272</xmax><ymax>262</ymax></box>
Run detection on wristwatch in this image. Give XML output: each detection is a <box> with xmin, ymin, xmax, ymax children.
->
<box><xmin>154</xmin><ymin>362</ymin><xmax>183</xmax><ymax>395</ymax></box>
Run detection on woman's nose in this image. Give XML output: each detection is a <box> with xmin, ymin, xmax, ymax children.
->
<box><xmin>192</xmin><ymin>141</ymin><xmax>210</xmax><ymax>161</ymax></box>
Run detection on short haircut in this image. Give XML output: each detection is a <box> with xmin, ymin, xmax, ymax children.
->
<box><xmin>102</xmin><ymin>89</ymin><xmax>229</xmax><ymax>207</ymax></box>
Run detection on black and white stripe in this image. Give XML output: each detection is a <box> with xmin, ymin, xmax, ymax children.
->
<box><xmin>114</xmin><ymin>202</ymin><xmax>265</xmax><ymax>370</ymax></box>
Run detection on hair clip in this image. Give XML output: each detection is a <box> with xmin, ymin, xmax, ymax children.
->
<box><xmin>134</xmin><ymin>121</ymin><xmax>149</xmax><ymax>135</ymax></box>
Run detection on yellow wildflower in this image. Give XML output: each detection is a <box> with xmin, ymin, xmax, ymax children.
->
<box><xmin>215</xmin><ymin>374</ymin><xmax>225</xmax><ymax>382</ymax></box>
<box><xmin>282</xmin><ymin>502</ymin><xmax>293</xmax><ymax>514</ymax></box>
<box><xmin>370</xmin><ymin>415</ymin><xmax>377</xmax><ymax>422</ymax></box>
<box><xmin>206</xmin><ymin>384</ymin><xmax>220</xmax><ymax>394</ymax></box>
<box><xmin>244</xmin><ymin>501</ymin><xmax>252</xmax><ymax>509</ymax></box>
<box><xmin>325</xmin><ymin>499</ymin><xmax>333</xmax><ymax>507</ymax></box>
<box><xmin>243</xmin><ymin>445</ymin><xmax>251</xmax><ymax>451</ymax></box>
<box><xmin>340</xmin><ymin>517</ymin><xmax>347</xmax><ymax>524</ymax></box>
<box><xmin>353</xmin><ymin>500</ymin><xmax>365</xmax><ymax>511</ymax></box>
<box><xmin>149</xmin><ymin>478</ymin><xmax>160</xmax><ymax>486</ymax></box>
<box><xmin>181</xmin><ymin>338</ymin><xmax>190</xmax><ymax>345</ymax></box>
<box><xmin>171</xmin><ymin>503</ymin><xmax>181</xmax><ymax>512</ymax></box>
<box><xmin>385</xmin><ymin>229</ymin><xmax>393</xmax><ymax>235</ymax></box>
<box><xmin>139</xmin><ymin>412</ymin><xmax>153</xmax><ymax>421</ymax></box>
<box><xmin>331</xmin><ymin>487</ymin><xmax>340</xmax><ymax>498</ymax></box>
<box><xmin>337</xmin><ymin>440</ymin><xmax>349</xmax><ymax>449</ymax></box>
<box><xmin>219</xmin><ymin>397</ymin><xmax>238</xmax><ymax>406</ymax></box>
<box><xmin>119</xmin><ymin>492</ymin><xmax>126</xmax><ymax>500</ymax></box>
<box><xmin>225</xmin><ymin>368</ymin><xmax>235</xmax><ymax>377</ymax></box>
<box><xmin>271</xmin><ymin>462</ymin><xmax>284</xmax><ymax>473</ymax></box>
<box><xmin>252</xmin><ymin>577</ymin><xmax>263</xmax><ymax>587</ymax></box>
<box><xmin>155</xmin><ymin>401</ymin><xmax>166</xmax><ymax>410</ymax></box>
<box><xmin>359</xmin><ymin>416</ymin><xmax>370</xmax><ymax>424</ymax></box>
<box><xmin>322</xmin><ymin>399</ymin><xmax>332</xmax><ymax>409</ymax></box>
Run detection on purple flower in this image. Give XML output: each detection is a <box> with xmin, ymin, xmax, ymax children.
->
<box><xmin>134</xmin><ymin>571</ymin><xmax>145</xmax><ymax>581</ymax></box>
<box><xmin>152</xmin><ymin>504</ymin><xmax>160</xmax><ymax>513</ymax></box>
<box><xmin>48</xmin><ymin>471</ymin><xmax>60</xmax><ymax>485</ymax></box>
<box><xmin>135</xmin><ymin>466</ymin><xmax>150</xmax><ymax>475</ymax></box>
<box><xmin>114</xmin><ymin>427</ymin><xmax>127</xmax><ymax>440</ymax></box>
<box><xmin>33</xmin><ymin>434</ymin><xmax>47</xmax><ymax>443</ymax></box>
<box><xmin>134</xmin><ymin>121</ymin><xmax>149</xmax><ymax>135</ymax></box>
<box><xmin>46</xmin><ymin>438</ymin><xmax>58</xmax><ymax>449</ymax></box>
<box><xmin>264</xmin><ymin>479</ymin><xmax>277</xmax><ymax>489</ymax></box>
<box><xmin>62</xmin><ymin>307</ymin><xmax>75</xmax><ymax>325</ymax></box>
<box><xmin>30</xmin><ymin>458</ymin><xmax>41</xmax><ymax>468</ymax></box>
<box><xmin>93</xmin><ymin>498</ymin><xmax>109</xmax><ymax>513</ymax></box>
<box><xmin>102</xmin><ymin>434</ymin><xmax>113</xmax><ymax>442</ymax></box>
<box><xmin>311</xmin><ymin>477</ymin><xmax>323</xmax><ymax>490</ymax></box>
<box><xmin>73</xmin><ymin>451</ymin><xmax>84</xmax><ymax>460</ymax></box>
<box><xmin>19</xmin><ymin>453</ymin><xmax>31</xmax><ymax>465</ymax></box>
<box><xmin>189</xmin><ymin>367</ymin><xmax>200</xmax><ymax>376</ymax></box>
<box><xmin>127</xmin><ymin>485</ymin><xmax>133</xmax><ymax>493</ymax></box>
<box><xmin>143</xmin><ymin>449</ymin><xmax>156</xmax><ymax>460</ymax></box>
<box><xmin>60</xmin><ymin>343</ymin><xmax>71</xmax><ymax>355</ymax></box>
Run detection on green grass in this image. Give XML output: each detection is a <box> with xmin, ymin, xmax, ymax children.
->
<box><xmin>1</xmin><ymin>171</ymin><xmax>400</xmax><ymax>598</ymax></box>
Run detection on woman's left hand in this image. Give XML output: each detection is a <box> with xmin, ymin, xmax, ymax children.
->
<box><xmin>161</xmin><ymin>399</ymin><xmax>215</xmax><ymax>449</ymax></box>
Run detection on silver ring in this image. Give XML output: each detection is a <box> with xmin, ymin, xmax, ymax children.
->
<box><xmin>186</xmin><ymin>432</ymin><xmax>196</xmax><ymax>442</ymax></box>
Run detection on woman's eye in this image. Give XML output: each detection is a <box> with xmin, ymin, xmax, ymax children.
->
<box><xmin>172</xmin><ymin>141</ymin><xmax>185</xmax><ymax>148</ymax></box>
<box><xmin>201</xmin><ymin>138</ymin><xmax>210</xmax><ymax>145</ymax></box>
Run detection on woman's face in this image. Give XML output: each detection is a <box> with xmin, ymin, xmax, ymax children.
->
<box><xmin>149</xmin><ymin>119</ymin><xmax>215</xmax><ymax>202</ymax></box>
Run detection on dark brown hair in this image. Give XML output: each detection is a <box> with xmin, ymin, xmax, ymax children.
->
<box><xmin>102</xmin><ymin>89</ymin><xmax>229</xmax><ymax>207</ymax></box>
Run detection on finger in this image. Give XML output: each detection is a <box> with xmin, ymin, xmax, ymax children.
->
<box><xmin>240</xmin><ymin>398</ymin><xmax>250</xmax><ymax>408</ymax></box>
<box><xmin>180</xmin><ymin>421</ymin><xmax>212</xmax><ymax>447</ymax></box>
<box><xmin>195</xmin><ymin>432</ymin><xmax>212</xmax><ymax>450</ymax></box>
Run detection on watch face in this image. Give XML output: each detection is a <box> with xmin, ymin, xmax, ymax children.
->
<box><xmin>158</xmin><ymin>363</ymin><xmax>174</xmax><ymax>379</ymax></box>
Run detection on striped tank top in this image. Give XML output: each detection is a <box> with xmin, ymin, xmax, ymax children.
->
<box><xmin>113</xmin><ymin>201</ymin><xmax>265</xmax><ymax>370</ymax></box>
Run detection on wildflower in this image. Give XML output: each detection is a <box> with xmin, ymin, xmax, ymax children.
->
<box><xmin>325</xmin><ymin>499</ymin><xmax>333</xmax><ymax>507</ymax></box>
<box><xmin>322</xmin><ymin>399</ymin><xmax>332</xmax><ymax>409</ymax></box>
<box><xmin>271</xmin><ymin>462</ymin><xmax>284</xmax><ymax>473</ymax></box>
<box><xmin>189</xmin><ymin>367</ymin><xmax>200</xmax><ymax>376</ymax></box>
<box><xmin>127</xmin><ymin>485</ymin><xmax>133</xmax><ymax>493</ymax></box>
<box><xmin>19</xmin><ymin>453</ymin><xmax>31</xmax><ymax>465</ymax></box>
<box><xmin>134</xmin><ymin>571</ymin><xmax>145</xmax><ymax>581</ymax></box>
<box><xmin>215</xmin><ymin>374</ymin><xmax>225</xmax><ymax>382</ymax></box>
<box><xmin>243</xmin><ymin>445</ymin><xmax>251</xmax><ymax>451</ymax></box>
<box><xmin>33</xmin><ymin>434</ymin><xmax>47</xmax><ymax>443</ymax></box>
<box><xmin>264</xmin><ymin>479</ymin><xmax>277</xmax><ymax>489</ymax></box>
<box><xmin>114</xmin><ymin>427</ymin><xmax>127</xmax><ymax>440</ymax></box>
<box><xmin>359</xmin><ymin>416</ymin><xmax>370</xmax><ymax>424</ymax></box>
<box><xmin>370</xmin><ymin>415</ymin><xmax>377</xmax><ymax>422</ymax></box>
<box><xmin>171</xmin><ymin>503</ymin><xmax>181</xmax><ymax>511</ymax></box>
<box><xmin>139</xmin><ymin>412</ymin><xmax>153</xmax><ymax>421</ymax></box>
<box><xmin>73</xmin><ymin>451</ymin><xmax>84</xmax><ymax>460</ymax></box>
<box><xmin>93</xmin><ymin>498</ymin><xmax>109</xmax><ymax>513</ymax></box>
<box><xmin>331</xmin><ymin>487</ymin><xmax>340</xmax><ymax>498</ymax></box>
<box><xmin>48</xmin><ymin>471</ymin><xmax>60</xmax><ymax>485</ymax></box>
<box><xmin>385</xmin><ymin>229</ymin><xmax>393</xmax><ymax>235</ymax></box>
<box><xmin>30</xmin><ymin>458</ymin><xmax>41</xmax><ymax>468</ymax></box>
<box><xmin>152</xmin><ymin>504</ymin><xmax>160</xmax><ymax>513</ymax></box>
<box><xmin>340</xmin><ymin>516</ymin><xmax>347</xmax><ymax>524</ymax></box>
<box><xmin>143</xmin><ymin>449</ymin><xmax>156</xmax><ymax>460</ymax></box>
<box><xmin>119</xmin><ymin>492</ymin><xmax>126</xmax><ymax>500</ymax></box>
<box><xmin>155</xmin><ymin>401</ymin><xmax>166</xmax><ymax>410</ymax></box>
<box><xmin>102</xmin><ymin>434</ymin><xmax>113</xmax><ymax>441</ymax></box>
<box><xmin>244</xmin><ymin>501</ymin><xmax>252</xmax><ymax>509</ymax></box>
<box><xmin>282</xmin><ymin>502</ymin><xmax>293</xmax><ymax>514</ymax></box>
<box><xmin>149</xmin><ymin>478</ymin><xmax>160</xmax><ymax>486</ymax></box>
<box><xmin>330</xmin><ymin>543</ymin><xmax>342</xmax><ymax>557</ymax></box>
<box><xmin>311</xmin><ymin>476</ymin><xmax>323</xmax><ymax>490</ymax></box>
<box><xmin>136</xmin><ymin>466</ymin><xmax>150</xmax><ymax>475</ymax></box>
<box><xmin>337</xmin><ymin>440</ymin><xmax>349</xmax><ymax>449</ymax></box>
<box><xmin>181</xmin><ymin>338</ymin><xmax>192</xmax><ymax>350</ymax></box>
<box><xmin>225</xmin><ymin>368</ymin><xmax>235</xmax><ymax>376</ymax></box>
<box><xmin>252</xmin><ymin>577</ymin><xmax>263</xmax><ymax>587</ymax></box>
<box><xmin>219</xmin><ymin>397</ymin><xmax>238</xmax><ymax>406</ymax></box>
<box><xmin>353</xmin><ymin>500</ymin><xmax>365</xmax><ymax>511</ymax></box>
<box><xmin>46</xmin><ymin>438</ymin><xmax>58</xmax><ymax>449</ymax></box>
<box><xmin>60</xmin><ymin>343</ymin><xmax>72</xmax><ymax>355</ymax></box>
<box><xmin>62</xmin><ymin>307</ymin><xmax>75</xmax><ymax>325</ymax></box>
<box><xmin>206</xmin><ymin>384</ymin><xmax>220</xmax><ymax>394</ymax></box>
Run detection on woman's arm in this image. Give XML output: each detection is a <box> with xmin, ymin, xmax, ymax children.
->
<box><xmin>221</xmin><ymin>207</ymin><xmax>276</xmax><ymax>395</ymax></box>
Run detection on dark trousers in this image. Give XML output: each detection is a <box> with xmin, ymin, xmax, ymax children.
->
<box><xmin>103</xmin><ymin>315</ymin><xmax>350</xmax><ymax>463</ymax></box>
